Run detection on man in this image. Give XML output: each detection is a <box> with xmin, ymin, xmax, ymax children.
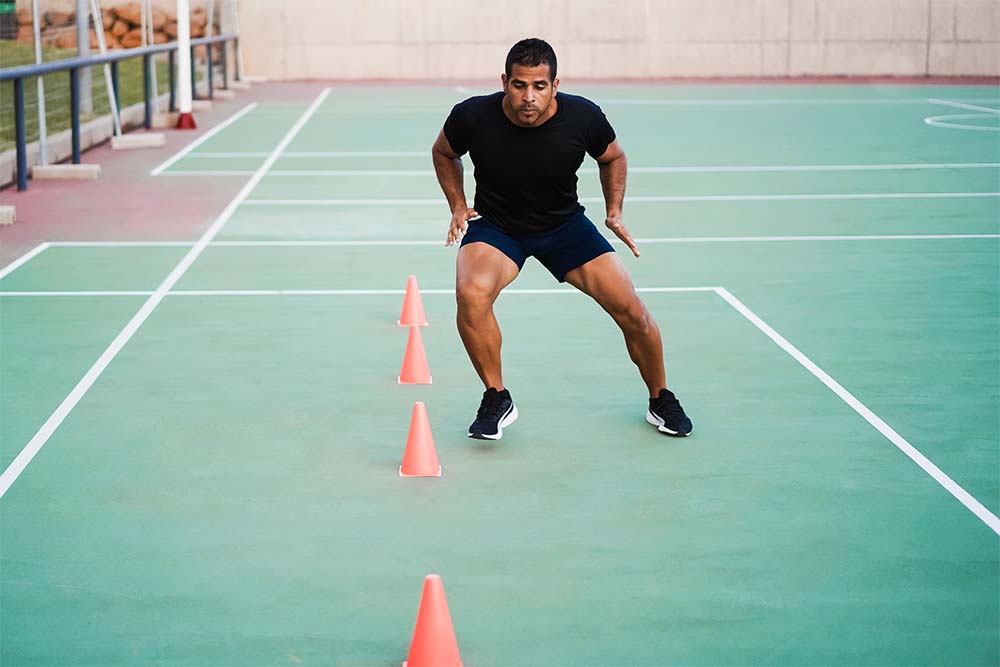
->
<box><xmin>431</xmin><ymin>38</ymin><xmax>692</xmax><ymax>441</ymax></box>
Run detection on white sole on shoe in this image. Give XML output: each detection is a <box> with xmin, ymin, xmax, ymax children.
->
<box><xmin>646</xmin><ymin>410</ymin><xmax>691</xmax><ymax>437</ymax></box>
<box><xmin>469</xmin><ymin>404</ymin><xmax>519</xmax><ymax>440</ymax></box>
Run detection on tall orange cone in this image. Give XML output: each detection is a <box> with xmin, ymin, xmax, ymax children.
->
<box><xmin>403</xmin><ymin>574</ymin><xmax>463</xmax><ymax>667</ymax></box>
<box><xmin>398</xmin><ymin>326</ymin><xmax>432</xmax><ymax>384</ymax></box>
<box><xmin>398</xmin><ymin>275</ymin><xmax>428</xmax><ymax>327</ymax></box>
<box><xmin>399</xmin><ymin>402</ymin><xmax>442</xmax><ymax>477</ymax></box>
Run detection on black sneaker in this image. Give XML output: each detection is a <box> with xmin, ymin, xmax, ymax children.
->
<box><xmin>647</xmin><ymin>388</ymin><xmax>692</xmax><ymax>436</ymax></box>
<box><xmin>468</xmin><ymin>387</ymin><xmax>518</xmax><ymax>440</ymax></box>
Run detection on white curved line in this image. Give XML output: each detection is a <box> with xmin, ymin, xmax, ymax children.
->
<box><xmin>927</xmin><ymin>98</ymin><xmax>1000</xmax><ymax>114</ymax></box>
<box><xmin>924</xmin><ymin>114</ymin><xmax>1000</xmax><ymax>132</ymax></box>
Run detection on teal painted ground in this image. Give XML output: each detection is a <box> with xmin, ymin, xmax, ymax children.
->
<box><xmin>1</xmin><ymin>84</ymin><xmax>997</xmax><ymax>666</ymax></box>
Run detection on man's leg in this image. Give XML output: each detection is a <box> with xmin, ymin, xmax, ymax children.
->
<box><xmin>455</xmin><ymin>241</ymin><xmax>520</xmax><ymax>390</ymax></box>
<box><xmin>563</xmin><ymin>252</ymin><xmax>666</xmax><ymax>397</ymax></box>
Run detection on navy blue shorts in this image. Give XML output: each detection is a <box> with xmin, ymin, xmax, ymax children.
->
<box><xmin>460</xmin><ymin>213</ymin><xmax>615</xmax><ymax>282</ymax></box>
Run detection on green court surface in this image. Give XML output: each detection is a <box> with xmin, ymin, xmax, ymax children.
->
<box><xmin>1</xmin><ymin>84</ymin><xmax>998</xmax><ymax>666</ymax></box>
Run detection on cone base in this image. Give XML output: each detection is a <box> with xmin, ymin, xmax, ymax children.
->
<box><xmin>398</xmin><ymin>376</ymin><xmax>432</xmax><ymax>384</ymax></box>
<box><xmin>399</xmin><ymin>465</ymin><xmax>442</xmax><ymax>478</ymax></box>
<box><xmin>398</xmin><ymin>320</ymin><xmax>429</xmax><ymax>327</ymax></box>
<box><xmin>175</xmin><ymin>112</ymin><xmax>197</xmax><ymax>129</ymax></box>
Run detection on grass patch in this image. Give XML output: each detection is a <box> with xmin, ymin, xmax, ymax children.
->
<box><xmin>0</xmin><ymin>41</ymin><xmax>201</xmax><ymax>152</ymax></box>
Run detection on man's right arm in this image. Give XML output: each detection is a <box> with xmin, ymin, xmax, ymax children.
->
<box><xmin>432</xmin><ymin>129</ymin><xmax>478</xmax><ymax>246</ymax></box>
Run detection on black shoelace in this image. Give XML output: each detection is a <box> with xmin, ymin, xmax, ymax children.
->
<box><xmin>477</xmin><ymin>390</ymin><xmax>505</xmax><ymax>421</ymax></box>
<box><xmin>651</xmin><ymin>391</ymin><xmax>685</xmax><ymax>418</ymax></box>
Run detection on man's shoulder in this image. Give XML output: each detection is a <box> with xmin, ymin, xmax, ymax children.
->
<box><xmin>450</xmin><ymin>91</ymin><xmax>503</xmax><ymax>117</ymax></box>
<box><xmin>555</xmin><ymin>92</ymin><xmax>604</xmax><ymax>115</ymax></box>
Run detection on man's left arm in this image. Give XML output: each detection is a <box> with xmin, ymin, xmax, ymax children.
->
<box><xmin>596</xmin><ymin>140</ymin><xmax>639</xmax><ymax>258</ymax></box>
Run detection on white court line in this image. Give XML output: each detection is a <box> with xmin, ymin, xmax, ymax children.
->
<box><xmin>242</xmin><ymin>192</ymin><xmax>1000</xmax><ymax>206</ymax></box>
<box><xmin>173</xmin><ymin>162</ymin><xmax>1000</xmax><ymax>177</ymax></box>
<box><xmin>149</xmin><ymin>103</ymin><xmax>259</xmax><ymax>176</ymax></box>
<box><xmin>0</xmin><ymin>287</ymin><xmax>719</xmax><ymax>297</ymax></box>
<box><xmin>167</xmin><ymin>287</ymin><xmax>717</xmax><ymax>296</ymax></box>
<box><xmin>0</xmin><ymin>291</ymin><xmax>154</xmax><ymax>296</ymax></box>
<box><xmin>0</xmin><ymin>243</ymin><xmax>50</xmax><ymax>280</ymax></box>
<box><xmin>46</xmin><ymin>241</ymin><xmax>194</xmax><ymax>247</ymax></box>
<box><xmin>36</xmin><ymin>234</ymin><xmax>1000</xmax><ymax>249</ymax></box>
<box><xmin>159</xmin><ymin>170</ymin><xmax>255</xmax><ymax>176</ymax></box>
<box><xmin>155</xmin><ymin>163</ymin><xmax>1000</xmax><ymax>178</ymax></box>
<box><xmin>185</xmin><ymin>151</ymin><xmax>271</xmax><ymax>158</ymax></box>
<box><xmin>925</xmin><ymin>114</ymin><xmax>1000</xmax><ymax>132</ymax></box>
<box><xmin>927</xmin><ymin>98</ymin><xmax>1000</xmax><ymax>114</ymax></box>
<box><xmin>3</xmin><ymin>278</ymin><xmax>994</xmax><ymax>535</ymax></box>
<box><xmin>0</xmin><ymin>88</ymin><xmax>331</xmax><ymax>501</ymax></box>
<box><xmin>183</xmin><ymin>151</ymin><xmax>429</xmax><ymax>159</ymax></box>
<box><xmin>715</xmin><ymin>287</ymin><xmax>1000</xmax><ymax>536</ymax></box>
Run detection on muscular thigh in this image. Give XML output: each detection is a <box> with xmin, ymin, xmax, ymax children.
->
<box><xmin>456</xmin><ymin>241</ymin><xmax>521</xmax><ymax>299</ymax></box>
<box><xmin>563</xmin><ymin>251</ymin><xmax>641</xmax><ymax>315</ymax></box>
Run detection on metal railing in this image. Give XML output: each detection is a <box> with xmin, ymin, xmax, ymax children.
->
<box><xmin>1</xmin><ymin>33</ymin><xmax>239</xmax><ymax>191</ymax></box>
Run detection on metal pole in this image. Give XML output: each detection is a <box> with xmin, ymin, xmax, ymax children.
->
<box><xmin>142</xmin><ymin>0</ymin><xmax>159</xmax><ymax>113</ymax></box>
<box><xmin>190</xmin><ymin>45</ymin><xmax>197</xmax><ymax>100</ymax></box>
<box><xmin>30</xmin><ymin>0</ymin><xmax>48</xmax><ymax>165</ymax></box>
<box><xmin>143</xmin><ymin>54</ymin><xmax>152</xmax><ymax>129</ymax></box>
<box><xmin>76</xmin><ymin>0</ymin><xmax>92</xmax><ymax>114</ymax></box>
<box><xmin>111</xmin><ymin>60</ymin><xmax>119</xmax><ymax>109</ymax></box>
<box><xmin>232</xmin><ymin>0</ymin><xmax>244</xmax><ymax>82</ymax></box>
<box><xmin>168</xmin><ymin>48</ymin><xmax>176</xmax><ymax>111</ymax></box>
<box><xmin>206</xmin><ymin>43</ymin><xmax>213</xmax><ymax>100</ymax></box>
<box><xmin>14</xmin><ymin>79</ymin><xmax>28</xmax><ymax>191</ymax></box>
<box><xmin>89</xmin><ymin>0</ymin><xmax>121</xmax><ymax>136</ymax></box>
<box><xmin>234</xmin><ymin>37</ymin><xmax>242</xmax><ymax>81</ymax></box>
<box><xmin>205</xmin><ymin>0</ymin><xmax>214</xmax><ymax>95</ymax></box>
<box><xmin>221</xmin><ymin>40</ymin><xmax>228</xmax><ymax>90</ymax></box>
<box><xmin>70</xmin><ymin>68</ymin><xmax>81</xmax><ymax>163</ymax></box>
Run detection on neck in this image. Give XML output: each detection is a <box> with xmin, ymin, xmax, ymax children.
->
<box><xmin>502</xmin><ymin>93</ymin><xmax>558</xmax><ymax>127</ymax></box>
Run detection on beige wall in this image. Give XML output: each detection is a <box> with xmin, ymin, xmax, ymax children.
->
<box><xmin>238</xmin><ymin>0</ymin><xmax>1000</xmax><ymax>80</ymax></box>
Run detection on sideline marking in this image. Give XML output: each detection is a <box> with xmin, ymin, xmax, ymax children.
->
<box><xmin>149</xmin><ymin>103</ymin><xmax>259</xmax><ymax>175</ymax></box>
<box><xmin>242</xmin><ymin>192</ymin><xmax>1000</xmax><ymax>206</ymax></box>
<box><xmin>716</xmin><ymin>287</ymin><xmax>1000</xmax><ymax>536</ymax></box>
<box><xmin>0</xmin><ymin>88</ymin><xmax>331</xmax><ymax>500</ymax></box>
<box><xmin>0</xmin><ymin>243</ymin><xmax>50</xmax><ymax>281</ymax></box>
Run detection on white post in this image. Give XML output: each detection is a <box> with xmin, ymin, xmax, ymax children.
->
<box><xmin>30</xmin><ymin>0</ymin><xmax>48</xmax><ymax>165</ymax></box>
<box><xmin>139</xmin><ymin>0</ymin><xmax>160</xmax><ymax>113</ymax></box>
<box><xmin>175</xmin><ymin>0</ymin><xmax>195</xmax><ymax>128</ymax></box>
<box><xmin>89</xmin><ymin>0</ymin><xmax>121</xmax><ymax>136</ymax></box>
<box><xmin>205</xmin><ymin>0</ymin><xmax>214</xmax><ymax>89</ymax></box>
<box><xmin>76</xmin><ymin>0</ymin><xmax>92</xmax><ymax>114</ymax></box>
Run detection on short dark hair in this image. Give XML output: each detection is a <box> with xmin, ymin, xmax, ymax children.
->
<box><xmin>505</xmin><ymin>38</ymin><xmax>557</xmax><ymax>81</ymax></box>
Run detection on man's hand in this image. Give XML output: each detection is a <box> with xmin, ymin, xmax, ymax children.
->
<box><xmin>605</xmin><ymin>212</ymin><xmax>639</xmax><ymax>257</ymax></box>
<box><xmin>446</xmin><ymin>207</ymin><xmax>479</xmax><ymax>246</ymax></box>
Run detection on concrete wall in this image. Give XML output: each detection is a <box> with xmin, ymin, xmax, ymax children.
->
<box><xmin>237</xmin><ymin>0</ymin><xmax>999</xmax><ymax>80</ymax></box>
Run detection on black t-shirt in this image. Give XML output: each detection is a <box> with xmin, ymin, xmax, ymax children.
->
<box><xmin>443</xmin><ymin>91</ymin><xmax>616</xmax><ymax>236</ymax></box>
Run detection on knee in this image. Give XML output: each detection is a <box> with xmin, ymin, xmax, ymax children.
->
<box><xmin>456</xmin><ymin>276</ymin><xmax>498</xmax><ymax>315</ymax></box>
<box><xmin>614</xmin><ymin>300</ymin><xmax>655</xmax><ymax>335</ymax></box>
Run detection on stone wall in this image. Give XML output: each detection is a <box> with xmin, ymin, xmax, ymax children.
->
<box><xmin>12</xmin><ymin>0</ymin><xmax>218</xmax><ymax>51</ymax></box>
<box><xmin>236</xmin><ymin>0</ymin><xmax>1000</xmax><ymax>79</ymax></box>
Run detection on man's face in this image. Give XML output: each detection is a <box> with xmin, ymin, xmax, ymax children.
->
<box><xmin>501</xmin><ymin>63</ymin><xmax>559</xmax><ymax>127</ymax></box>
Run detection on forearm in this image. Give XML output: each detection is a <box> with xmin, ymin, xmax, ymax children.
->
<box><xmin>432</xmin><ymin>150</ymin><xmax>468</xmax><ymax>212</ymax></box>
<box><xmin>598</xmin><ymin>154</ymin><xmax>627</xmax><ymax>215</ymax></box>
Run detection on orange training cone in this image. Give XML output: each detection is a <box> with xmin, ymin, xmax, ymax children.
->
<box><xmin>398</xmin><ymin>326</ymin><xmax>432</xmax><ymax>384</ymax></box>
<box><xmin>399</xmin><ymin>402</ymin><xmax>441</xmax><ymax>477</ymax></box>
<box><xmin>403</xmin><ymin>574</ymin><xmax>463</xmax><ymax>667</ymax></box>
<box><xmin>398</xmin><ymin>275</ymin><xmax>428</xmax><ymax>327</ymax></box>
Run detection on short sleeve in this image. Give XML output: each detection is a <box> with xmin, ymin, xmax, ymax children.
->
<box><xmin>443</xmin><ymin>102</ymin><xmax>473</xmax><ymax>156</ymax></box>
<box><xmin>586</xmin><ymin>106</ymin><xmax>616</xmax><ymax>159</ymax></box>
